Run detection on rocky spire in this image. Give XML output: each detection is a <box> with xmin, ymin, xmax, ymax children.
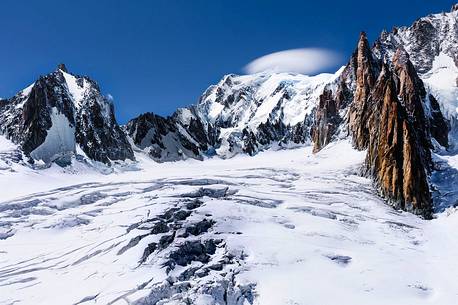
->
<box><xmin>363</xmin><ymin>59</ymin><xmax>432</xmax><ymax>217</ymax></box>
<box><xmin>451</xmin><ymin>3</ymin><xmax>458</xmax><ymax>12</ymax></box>
<box><xmin>312</xmin><ymin>34</ymin><xmax>444</xmax><ymax>218</ymax></box>
<box><xmin>311</xmin><ymin>88</ymin><xmax>340</xmax><ymax>152</ymax></box>
<box><xmin>57</xmin><ymin>63</ymin><xmax>68</xmax><ymax>73</ymax></box>
<box><xmin>348</xmin><ymin>32</ymin><xmax>379</xmax><ymax>150</ymax></box>
<box><xmin>311</xmin><ymin>33</ymin><xmax>374</xmax><ymax>153</ymax></box>
<box><xmin>392</xmin><ymin>48</ymin><xmax>429</xmax><ymax>142</ymax></box>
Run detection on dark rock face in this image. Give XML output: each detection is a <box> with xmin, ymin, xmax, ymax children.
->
<box><xmin>125</xmin><ymin>109</ymin><xmax>213</xmax><ymax>162</ymax></box>
<box><xmin>75</xmin><ymin>89</ymin><xmax>133</xmax><ymax>164</ymax></box>
<box><xmin>348</xmin><ymin>33</ymin><xmax>380</xmax><ymax>151</ymax></box>
<box><xmin>379</xmin><ymin>11</ymin><xmax>458</xmax><ymax>77</ymax></box>
<box><xmin>428</xmin><ymin>94</ymin><xmax>449</xmax><ymax>147</ymax></box>
<box><xmin>0</xmin><ymin>66</ymin><xmax>134</xmax><ymax>165</ymax></box>
<box><xmin>0</xmin><ymin>71</ymin><xmax>76</xmax><ymax>163</ymax></box>
<box><xmin>57</xmin><ymin>63</ymin><xmax>68</xmax><ymax>73</ymax></box>
<box><xmin>312</xmin><ymin>33</ymin><xmax>448</xmax><ymax>218</ymax></box>
<box><xmin>363</xmin><ymin>59</ymin><xmax>431</xmax><ymax>217</ymax></box>
<box><xmin>404</xmin><ymin>19</ymin><xmax>438</xmax><ymax>74</ymax></box>
<box><xmin>312</xmin><ymin>68</ymin><xmax>353</xmax><ymax>152</ymax></box>
<box><xmin>311</xmin><ymin>89</ymin><xmax>340</xmax><ymax>152</ymax></box>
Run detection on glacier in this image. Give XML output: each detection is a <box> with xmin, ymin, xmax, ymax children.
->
<box><xmin>1</xmin><ymin>135</ymin><xmax>458</xmax><ymax>305</ymax></box>
<box><xmin>2</xmin><ymin>5</ymin><xmax>458</xmax><ymax>305</ymax></box>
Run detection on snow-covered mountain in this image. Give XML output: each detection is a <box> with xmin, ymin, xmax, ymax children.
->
<box><xmin>126</xmin><ymin>6</ymin><xmax>458</xmax><ymax>163</ymax></box>
<box><xmin>0</xmin><ymin>64</ymin><xmax>134</xmax><ymax>166</ymax></box>
<box><xmin>127</xmin><ymin>71</ymin><xmax>341</xmax><ymax>161</ymax></box>
<box><xmin>2</xmin><ymin>4</ymin><xmax>458</xmax><ymax>305</ymax></box>
<box><xmin>1</xmin><ymin>6</ymin><xmax>457</xmax><ymax>219</ymax></box>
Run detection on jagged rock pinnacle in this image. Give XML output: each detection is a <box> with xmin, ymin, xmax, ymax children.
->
<box><xmin>452</xmin><ymin>4</ymin><xmax>458</xmax><ymax>12</ymax></box>
<box><xmin>358</xmin><ymin>31</ymin><xmax>368</xmax><ymax>41</ymax></box>
<box><xmin>57</xmin><ymin>63</ymin><xmax>68</xmax><ymax>73</ymax></box>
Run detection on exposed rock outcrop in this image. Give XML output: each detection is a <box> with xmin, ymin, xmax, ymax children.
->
<box><xmin>363</xmin><ymin>58</ymin><xmax>431</xmax><ymax>217</ymax></box>
<box><xmin>311</xmin><ymin>88</ymin><xmax>341</xmax><ymax>152</ymax></box>
<box><xmin>125</xmin><ymin>109</ymin><xmax>213</xmax><ymax>162</ymax></box>
<box><xmin>428</xmin><ymin>94</ymin><xmax>449</xmax><ymax>147</ymax></box>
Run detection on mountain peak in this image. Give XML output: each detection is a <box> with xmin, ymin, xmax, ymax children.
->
<box><xmin>358</xmin><ymin>31</ymin><xmax>368</xmax><ymax>41</ymax></box>
<box><xmin>57</xmin><ymin>63</ymin><xmax>68</xmax><ymax>73</ymax></box>
<box><xmin>451</xmin><ymin>3</ymin><xmax>458</xmax><ymax>12</ymax></box>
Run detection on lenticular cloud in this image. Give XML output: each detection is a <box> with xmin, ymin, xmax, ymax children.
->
<box><xmin>244</xmin><ymin>48</ymin><xmax>341</xmax><ymax>75</ymax></box>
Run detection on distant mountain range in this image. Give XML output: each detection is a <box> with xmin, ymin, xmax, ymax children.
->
<box><xmin>2</xmin><ymin>5</ymin><xmax>458</xmax><ymax>217</ymax></box>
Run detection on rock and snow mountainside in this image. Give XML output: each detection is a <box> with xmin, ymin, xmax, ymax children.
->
<box><xmin>312</xmin><ymin>32</ymin><xmax>450</xmax><ymax>218</ymax></box>
<box><xmin>312</xmin><ymin>7</ymin><xmax>458</xmax><ymax>217</ymax></box>
<box><xmin>375</xmin><ymin>4</ymin><xmax>458</xmax><ymax>147</ymax></box>
<box><xmin>127</xmin><ymin>7</ymin><xmax>458</xmax><ymax>217</ymax></box>
<box><xmin>0</xmin><ymin>64</ymin><xmax>134</xmax><ymax>166</ymax></box>
<box><xmin>126</xmin><ymin>71</ymin><xmax>340</xmax><ymax>161</ymax></box>
<box><xmin>2</xmin><ymin>4</ymin><xmax>458</xmax><ymax>305</ymax></box>
<box><xmin>1</xmin><ymin>6</ymin><xmax>458</xmax><ymax>218</ymax></box>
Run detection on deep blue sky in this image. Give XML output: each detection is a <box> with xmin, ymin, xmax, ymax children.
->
<box><xmin>0</xmin><ymin>0</ymin><xmax>454</xmax><ymax>123</ymax></box>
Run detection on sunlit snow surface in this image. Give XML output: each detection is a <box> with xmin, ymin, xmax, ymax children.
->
<box><xmin>421</xmin><ymin>53</ymin><xmax>458</xmax><ymax>122</ymax></box>
<box><xmin>61</xmin><ymin>70</ymin><xmax>90</xmax><ymax>108</ymax></box>
<box><xmin>1</xmin><ymin>139</ymin><xmax>458</xmax><ymax>305</ymax></box>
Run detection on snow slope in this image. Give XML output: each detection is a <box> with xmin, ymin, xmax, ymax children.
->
<box><xmin>422</xmin><ymin>53</ymin><xmax>458</xmax><ymax>119</ymax></box>
<box><xmin>29</xmin><ymin>107</ymin><xmax>76</xmax><ymax>164</ymax></box>
<box><xmin>61</xmin><ymin>69</ymin><xmax>91</xmax><ymax>108</ymax></box>
<box><xmin>421</xmin><ymin>53</ymin><xmax>458</xmax><ymax>148</ymax></box>
<box><xmin>1</xmin><ymin>140</ymin><xmax>458</xmax><ymax>305</ymax></box>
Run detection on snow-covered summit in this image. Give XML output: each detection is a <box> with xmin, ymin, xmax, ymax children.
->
<box><xmin>127</xmin><ymin>70</ymin><xmax>341</xmax><ymax>161</ymax></box>
<box><xmin>60</xmin><ymin>68</ymin><xmax>91</xmax><ymax>108</ymax></box>
<box><xmin>197</xmin><ymin>71</ymin><xmax>338</xmax><ymax>126</ymax></box>
<box><xmin>0</xmin><ymin>65</ymin><xmax>134</xmax><ymax>166</ymax></box>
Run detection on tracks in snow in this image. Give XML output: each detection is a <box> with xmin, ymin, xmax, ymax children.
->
<box><xmin>0</xmin><ymin>144</ymin><xmax>457</xmax><ymax>304</ymax></box>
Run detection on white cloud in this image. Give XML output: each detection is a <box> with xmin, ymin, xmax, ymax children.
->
<box><xmin>244</xmin><ymin>48</ymin><xmax>342</xmax><ymax>75</ymax></box>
